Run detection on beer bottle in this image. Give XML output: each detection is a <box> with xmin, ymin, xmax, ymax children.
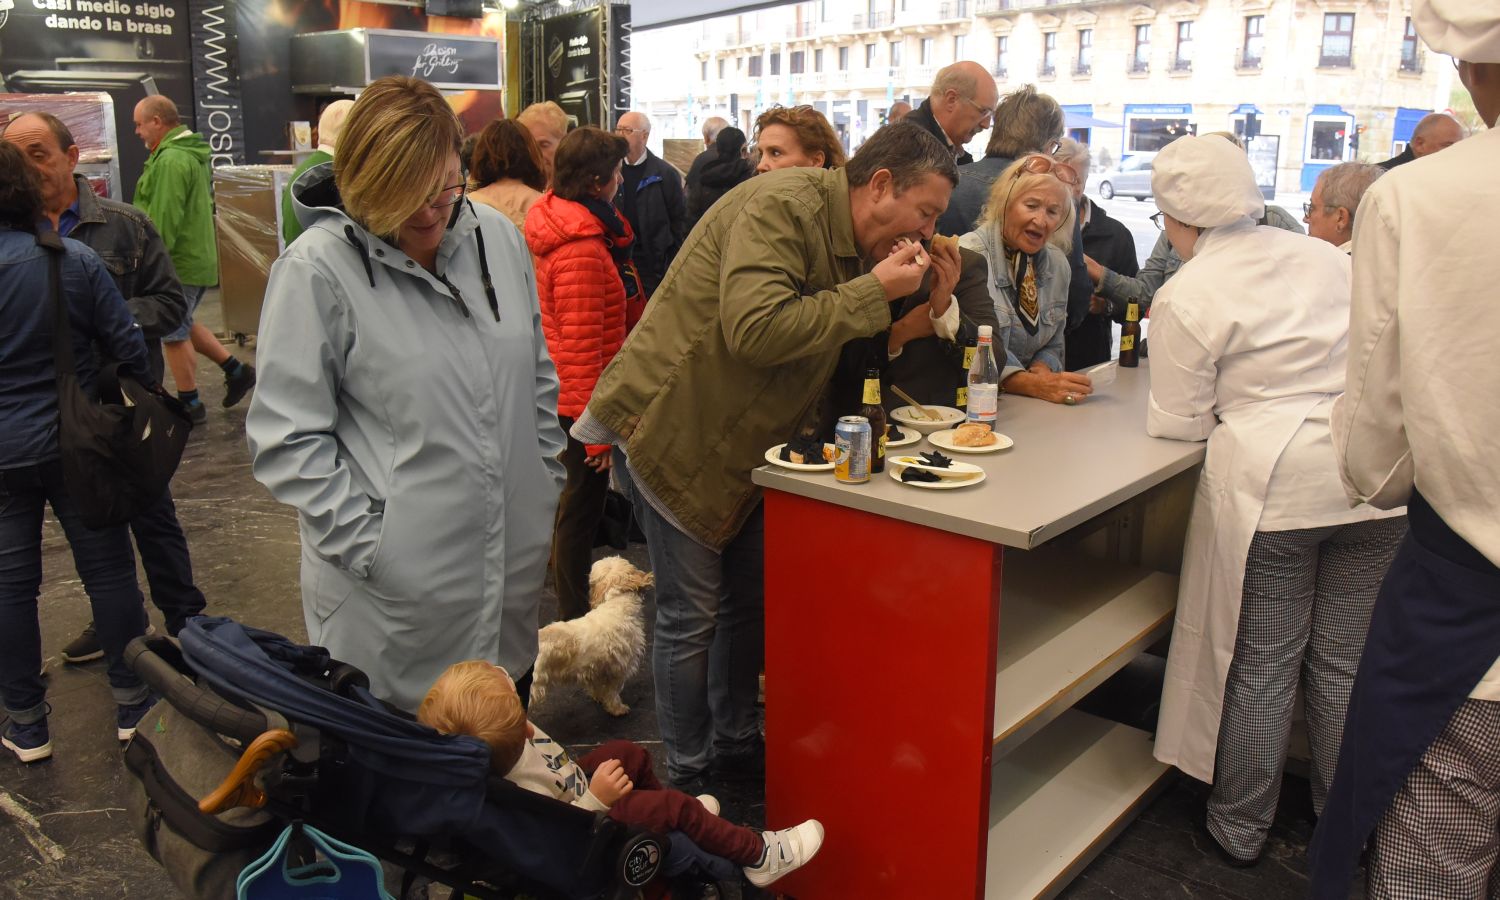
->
<box><xmin>1119</xmin><ymin>301</ymin><xmax>1141</xmax><ymax>368</ymax></box>
<box><xmin>861</xmin><ymin>368</ymin><xmax>887</xmax><ymax>473</ymax></box>
<box><xmin>956</xmin><ymin>332</ymin><xmax>977</xmax><ymax>408</ymax></box>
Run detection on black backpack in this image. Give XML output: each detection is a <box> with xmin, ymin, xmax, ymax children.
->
<box><xmin>40</xmin><ymin>229</ymin><xmax>193</xmax><ymax>528</ymax></box>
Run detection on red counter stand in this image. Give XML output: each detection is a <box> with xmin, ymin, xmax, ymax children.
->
<box><xmin>754</xmin><ymin>366</ymin><xmax>1204</xmax><ymax>899</ymax></box>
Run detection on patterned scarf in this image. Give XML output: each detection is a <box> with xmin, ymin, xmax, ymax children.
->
<box><xmin>1005</xmin><ymin>246</ymin><xmax>1041</xmax><ymax>335</ymax></box>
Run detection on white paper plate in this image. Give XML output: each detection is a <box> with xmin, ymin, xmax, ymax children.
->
<box><xmin>928</xmin><ymin>428</ymin><xmax>1014</xmax><ymax>454</ymax></box>
<box><xmin>888</xmin><ymin>460</ymin><xmax>987</xmax><ymax>490</ymax></box>
<box><xmin>764</xmin><ymin>443</ymin><xmax>834</xmax><ymax>472</ymax></box>
<box><xmin>885</xmin><ymin>428</ymin><xmax>922</xmax><ymax>449</ymax></box>
<box><xmin>889</xmin><ymin>405</ymin><xmax>966</xmax><ymax>435</ymax></box>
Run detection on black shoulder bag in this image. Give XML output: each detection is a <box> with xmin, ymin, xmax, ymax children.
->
<box><xmin>40</xmin><ymin>230</ymin><xmax>193</xmax><ymax>528</ymax></box>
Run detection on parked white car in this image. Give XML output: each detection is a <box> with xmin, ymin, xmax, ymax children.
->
<box><xmin>1089</xmin><ymin>152</ymin><xmax>1157</xmax><ymax>201</ymax></box>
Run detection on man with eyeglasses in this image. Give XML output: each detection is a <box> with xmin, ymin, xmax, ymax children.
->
<box><xmin>613</xmin><ymin>111</ymin><xmax>687</xmax><ymax>300</ymax></box>
<box><xmin>904</xmin><ymin>61</ymin><xmax>999</xmax><ymax>166</ymax></box>
<box><xmin>1302</xmin><ymin>162</ymin><xmax>1384</xmax><ymax>252</ymax></box>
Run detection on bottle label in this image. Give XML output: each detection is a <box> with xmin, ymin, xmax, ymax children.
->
<box><xmin>1120</xmin><ymin>335</ymin><xmax>1135</xmax><ymax>351</ymax></box>
<box><xmin>1125</xmin><ymin>303</ymin><xmax>1140</xmax><ymax>323</ymax></box>
<box><xmin>876</xmin><ymin>433</ymin><xmax>887</xmax><ymax>461</ymax></box>
<box><xmin>967</xmin><ymin>383</ymin><xmax>998</xmax><ymax>422</ymax></box>
<box><xmin>862</xmin><ymin>379</ymin><xmax>881</xmax><ymax>405</ymax></box>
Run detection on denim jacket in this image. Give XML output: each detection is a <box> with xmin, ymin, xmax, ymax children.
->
<box><xmin>0</xmin><ymin>229</ymin><xmax>152</xmax><ymax>468</ymax></box>
<box><xmin>959</xmin><ymin>224</ymin><xmax>1072</xmax><ymax>381</ymax></box>
<box><xmin>67</xmin><ymin>176</ymin><xmax>187</xmax><ymax>344</ymax></box>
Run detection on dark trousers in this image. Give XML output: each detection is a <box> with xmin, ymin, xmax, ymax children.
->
<box><xmin>552</xmin><ymin>416</ymin><xmax>610</xmax><ymax>621</ymax></box>
<box><xmin>578</xmin><ymin>740</ymin><xmax>764</xmax><ymax>865</ymax></box>
<box><xmin>0</xmin><ymin>461</ymin><xmax>148</xmax><ymax>720</ymax></box>
<box><xmin>130</xmin><ymin>487</ymin><xmax>206</xmax><ymax>635</ymax></box>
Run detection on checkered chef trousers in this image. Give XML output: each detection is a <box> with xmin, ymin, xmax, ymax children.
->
<box><xmin>1368</xmin><ymin>697</ymin><xmax>1500</xmax><ymax>899</ymax></box>
<box><xmin>1207</xmin><ymin>516</ymin><xmax>1408</xmax><ymax>861</ymax></box>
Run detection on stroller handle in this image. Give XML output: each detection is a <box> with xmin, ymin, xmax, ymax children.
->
<box><xmin>126</xmin><ymin>635</ymin><xmax>268</xmax><ymax>744</ymax></box>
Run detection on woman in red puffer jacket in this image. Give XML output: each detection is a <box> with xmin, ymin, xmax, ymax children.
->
<box><xmin>525</xmin><ymin>126</ymin><xmax>644</xmax><ymax>621</ymax></box>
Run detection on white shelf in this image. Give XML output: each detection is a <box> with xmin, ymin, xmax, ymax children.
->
<box><xmin>993</xmin><ymin>547</ymin><xmax>1177</xmax><ymax>755</ymax></box>
<box><xmin>986</xmin><ymin>710</ymin><xmax>1172</xmax><ymax>900</ymax></box>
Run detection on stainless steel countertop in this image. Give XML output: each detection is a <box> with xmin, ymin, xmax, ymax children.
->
<box><xmin>751</xmin><ymin>363</ymin><xmax>1206</xmax><ymax>549</ymax></box>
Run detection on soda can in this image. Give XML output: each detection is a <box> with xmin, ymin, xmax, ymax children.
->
<box><xmin>834</xmin><ymin>416</ymin><xmax>872</xmax><ymax>484</ymax></box>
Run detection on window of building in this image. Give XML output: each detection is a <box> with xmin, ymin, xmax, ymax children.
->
<box><xmin>954</xmin><ymin>34</ymin><xmax>966</xmax><ymax>60</ymax></box>
<box><xmin>866</xmin><ymin>42</ymin><xmax>878</xmax><ymax>68</ymax></box>
<box><xmin>1321</xmin><ymin>13</ymin><xmax>1354</xmax><ymax>67</ymax></box>
<box><xmin>718</xmin><ymin>58</ymin><xmax>726</xmax><ymax>79</ymax></box>
<box><xmin>1077</xmin><ymin>29</ymin><xmax>1092</xmax><ymax>73</ymax></box>
<box><xmin>1400</xmin><ymin>17</ymin><xmax>1420</xmax><ymax>71</ymax></box>
<box><xmin>1041</xmin><ymin>33</ymin><xmax>1056</xmax><ymax>76</ymax></box>
<box><xmin>1174</xmin><ymin>21</ymin><xmax>1193</xmax><ymax>70</ymax></box>
<box><xmin>1133</xmin><ymin>24</ymin><xmax>1151</xmax><ymax>72</ymax></box>
<box><xmin>815</xmin><ymin>48</ymin><xmax>825</xmax><ymax>72</ymax></box>
<box><xmin>770</xmin><ymin>51</ymin><xmax>781</xmax><ymax>75</ymax></box>
<box><xmin>1243</xmin><ymin>15</ymin><xmax>1264</xmax><ymax>68</ymax></box>
<box><xmin>1128</xmin><ymin>116</ymin><xmax>1190</xmax><ymax>152</ymax></box>
<box><xmin>920</xmin><ymin>38</ymin><xmax>933</xmax><ymax>65</ymax></box>
<box><xmin>791</xmin><ymin>50</ymin><xmax>805</xmax><ymax>74</ymax></box>
<box><xmin>748</xmin><ymin>55</ymin><xmax>763</xmax><ymax>77</ymax></box>
<box><xmin>892</xmin><ymin>40</ymin><xmax>904</xmax><ymax>67</ymax></box>
<box><xmin>839</xmin><ymin>46</ymin><xmax>850</xmax><ymax>70</ymax></box>
<box><xmin>1307</xmin><ymin>118</ymin><xmax>1350</xmax><ymax>161</ymax></box>
<box><xmin>820</xmin><ymin>0</ymin><xmax>830</xmax><ymax>22</ymax></box>
<box><xmin>995</xmin><ymin>35</ymin><xmax>1008</xmax><ymax>76</ymax></box>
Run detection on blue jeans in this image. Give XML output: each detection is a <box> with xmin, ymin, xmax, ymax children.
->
<box><xmin>131</xmin><ymin>487</ymin><xmax>206</xmax><ymax>635</ymax></box>
<box><xmin>634</xmin><ymin>497</ymin><xmax>764</xmax><ymax>783</ymax></box>
<box><xmin>162</xmin><ymin>284</ymin><xmax>206</xmax><ymax>344</ymax></box>
<box><xmin>0</xmin><ymin>461</ymin><xmax>150</xmax><ymax>722</ymax></box>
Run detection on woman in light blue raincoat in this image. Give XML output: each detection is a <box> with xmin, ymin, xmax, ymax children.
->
<box><xmin>247</xmin><ymin>77</ymin><xmax>566</xmax><ymax>712</ymax></box>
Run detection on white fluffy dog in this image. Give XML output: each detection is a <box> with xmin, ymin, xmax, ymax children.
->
<box><xmin>531</xmin><ymin>556</ymin><xmax>651</xmax><ymax>716</ymax></box>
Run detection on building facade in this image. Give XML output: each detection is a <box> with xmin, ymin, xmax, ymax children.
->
<box><xmin>632</xmin><ymin>0</ymin><xmax>1451</xmax><ymax>194</ymax></box>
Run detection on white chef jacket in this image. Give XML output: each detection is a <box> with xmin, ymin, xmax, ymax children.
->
<box><xmin>1333</xmin><ymin>126</ymin><xmax>1500</xmax><ymax>701</ymax></box>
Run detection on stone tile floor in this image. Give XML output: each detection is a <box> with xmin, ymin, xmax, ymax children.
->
<box><xmin>0</xmin><ymin>296</ymin><xmax>1358</xmax><ymax>899</ymax></box>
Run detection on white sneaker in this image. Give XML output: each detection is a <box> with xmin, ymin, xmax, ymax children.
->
<box><xmin>743</xmin><ymin>819</ymin><xmax>824</xmax><ymax>888</ymax></box>
<box><xmin>695</xmin><ymin>794</ymin><xmax>721</xmax><ymax>816</ymax></box>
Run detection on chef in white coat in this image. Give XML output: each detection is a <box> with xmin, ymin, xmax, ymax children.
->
<box><xmin>1143</xmin><ymin>134</ymin><xmax>1406</xmax><ymax>866</ymax></box>
<box><xmin>1309</xmin><ymin>3</ymin><xmax>1500</xmax><ymax>896</ymax></box>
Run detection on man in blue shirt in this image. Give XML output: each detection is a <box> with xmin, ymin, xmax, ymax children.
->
<box><xmin>5</xmin><ymin>112</ymin><xmax>209</xmax><ymax>654</ymax></box>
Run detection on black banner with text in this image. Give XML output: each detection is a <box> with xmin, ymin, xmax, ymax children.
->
<box><xmin>0</xmin><ymin>0</ymin><xmax>193</xmax><ymax>196</ymax></box>
<box><xmin>188</xmin><ymin>0</ymin><xmax>246</xmax><ymax>165</ymax></box>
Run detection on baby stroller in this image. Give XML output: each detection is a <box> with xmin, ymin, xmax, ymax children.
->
<box><xmin>121</xmin><ymin>616</ymin><xmax>733</xmax><ymax>899</ymax></box>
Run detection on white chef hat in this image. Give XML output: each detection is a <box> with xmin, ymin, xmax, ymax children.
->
<box><xmin>1413</xmin><ymin>0</ymin><xmax>1500</xmax><ymax>64</ymax></box>
<box><xmin>1150</xmin><ymin>135</ymin><xmax>1264</xmax><ymax>229</ymax></box>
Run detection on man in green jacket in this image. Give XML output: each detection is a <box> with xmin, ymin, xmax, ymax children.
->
<box><xmin>573</xmin><ymin>124</ymin><xmax>958</xmax><ymax>788</ymax></box>
<box><xmin>133</xmin><ymin>95</ymin><xmax>255</xmax><ymax>425</ymax></box>
<box><xmin>280</xmin><ymin>99</ymin><xmax>353</xmax><ymax>245</ymax></box>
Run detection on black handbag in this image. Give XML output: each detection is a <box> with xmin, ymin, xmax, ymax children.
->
<box><xmin>593</xmin><ymin>489</ymin><xmax>633</xmax><ymax>550</ymax></box>
<box><xmin>41</xmin><ymin>230</ymin><xmax>193</xmax><ymax>528</ymax></box>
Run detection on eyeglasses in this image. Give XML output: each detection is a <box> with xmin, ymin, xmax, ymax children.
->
<box><xmin>961</xmin><ymin>96</ymin><xmax>994</xmax><ymax>126</ymax></box>
<box><xmin>428</xmin><ymin>182</ymin><xmax>467</xmax><ymax>209</ymax></box>
<box><xmin>1046</xmin><ymin>139</ymin><xmax>1063</xmax><ymax>157</ymax></box>
<box><xmin>615</xmin><ymin>126</ymin><xmax>647</xmax><ymax>136</ymax></box>
<box><xmin>1302</xmin><ymin>201</ymin><xmax>1338</xmax><ymax>216</ymax></box>
<box><xmin>1150</xmin><ymin>211</ymin><xmax>1165</xmax><ymax>231</ymax></box>
<box><xmin>1014</xmin><ymin>154</ymin><xmax>1079</xmax><ymax>186</ymax></box>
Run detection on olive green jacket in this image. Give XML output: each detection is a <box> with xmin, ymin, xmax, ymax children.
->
<box><xmin>586</xmin><ymin>166</ymin><xmax>891</xmax><ymax>550</ymax></box>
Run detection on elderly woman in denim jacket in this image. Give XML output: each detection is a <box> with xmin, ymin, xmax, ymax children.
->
<box><xmin>958</xmin><ymin>154</ymin><xmax>1094</xmax><ymax>404</ymax></box>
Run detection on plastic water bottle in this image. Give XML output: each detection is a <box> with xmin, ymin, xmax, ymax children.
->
<box><xmin>967</xmin><ymin>325</ymin><xmax>1000</xmax><ymax>428</ymax></box>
